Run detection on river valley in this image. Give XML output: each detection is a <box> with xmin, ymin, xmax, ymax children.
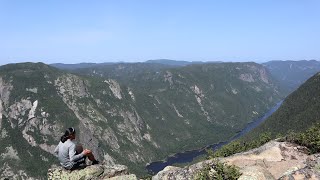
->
<box><xmin>146</xmin><ymin>101</ymin><xmax>283</xmax><ymax>174</ymax></box>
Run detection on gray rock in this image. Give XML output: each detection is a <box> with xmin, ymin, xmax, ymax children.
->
<box><xmin>47</xmin><ymin>164</ymin><xmax>137</xmax><ymax>180</ymax></box>
<box><xmin>152</xmin><ymin>141</ymin><xmax>320</xmax><ymax>180</ymax></box>
<box><xmin>279</xmin><ymin>167</ymin><xmax>320</xmax><ymax>180</ymax></box>
<box><xmin>105</xmin><ymin>174</ymin><xmax>137</xmax><ymax>180</ymax></box>
<box><xmin>152</xmin><ymin>160</ymin><xmax>216</xmax><ymax>180</ymax></box>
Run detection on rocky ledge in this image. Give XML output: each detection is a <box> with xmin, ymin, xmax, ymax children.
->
<box><xmin>47</xmin><ymin>141</ymin><xmax>320</xmax><ymax>180</ymax></box>
<box><xmin>47</xmin><ymin>164</ymin><xmax>137</xmax><ymax>180</ymax></box>
<box><xmin>153</xmin><ymin>140</ymin><xmax>320</xmax><ymax>180</ymax></box>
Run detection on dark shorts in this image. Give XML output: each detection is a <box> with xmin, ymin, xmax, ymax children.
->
<box><xmin>70</xmin><ymin>144</ymin><xmax>87</xmax><ymax>170</ymax></box>
<box><xmin>70</xmin><ymin>157</ymin><xmax>86</xmax><ymax>170</ymax></box>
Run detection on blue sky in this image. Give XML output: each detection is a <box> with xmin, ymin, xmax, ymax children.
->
<box><xmin>0</xmin><ymin>0</ymin><xmax>319</xmax><ymax>65</ymax></box>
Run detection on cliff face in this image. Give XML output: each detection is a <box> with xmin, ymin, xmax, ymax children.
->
<box><xmin>0</xmin><ymin>62</ymin><xmax>283</xmax><ymax>178</ymax></box>
<box><xmin>153</xmin><ymin>140</ymin><xmax>320</xmax><ymax>180</ymax></box>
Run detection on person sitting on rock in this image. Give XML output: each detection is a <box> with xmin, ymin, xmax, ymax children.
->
<box><xmin>54</xmin><ymin>127</ymin><xmax>99</xmax><ymax>170</ymax></box>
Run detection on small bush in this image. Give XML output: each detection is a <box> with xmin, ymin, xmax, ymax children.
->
<box><xmin>208</xmin><ymin>132</ymin><xmax>272</xmax><ymax>159</ymax></box>
<box><xmin>284</xmin><ymin>123</ymin><xmax>320</xmax><ymax>154</ymax></box>
<box><xmin>195</xmin><ymin>160</ymin><xmax>241</xmax><ymax>180</ymax></box>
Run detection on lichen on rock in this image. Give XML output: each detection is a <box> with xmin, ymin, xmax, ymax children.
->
<box><xmin>47</xmin><ymin>164</ymin><xmax>137</xmax><ymax>180</ymax></box>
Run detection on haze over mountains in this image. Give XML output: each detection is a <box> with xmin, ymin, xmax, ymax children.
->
<box><xmin>262</xmin><ymin>60</ymin><xmax>320</xmax><ymax>92</ymax></box>
<box><xmin>51</xmin><ymin>59</ymin><xmax>320</xmax><ymax>93</ymax></box>
<box><xmin>50</xmin><ymin>59</ymin><xmax>209</xmax><ymax>70</ymax></box>
<box><xmin>0</xmin><ymin>60</ymin><xmax>320</xmax><ymax>179</ymax></box>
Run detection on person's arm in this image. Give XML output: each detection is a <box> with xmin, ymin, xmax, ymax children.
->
<box><xmin>54</xmin><ymin>142</ymin><xmax>60</xmax><ymax>156</ymax></box>
<box><xmin>69</xmin><ymin>143</ymin><xmax>85</xmax><ymax>162</ymax></box>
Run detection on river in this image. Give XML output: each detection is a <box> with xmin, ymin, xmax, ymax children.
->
<box><xmin>146</xmin><ymin>101</ymin><xmax>283</xmax><ymax>174</ymax></box>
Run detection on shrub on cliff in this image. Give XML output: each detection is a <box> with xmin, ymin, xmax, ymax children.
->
<box><xmin>208</xmin><ymin>132</ymin><xmax>272</xmax><ymax>158</ymax></box>
<box><xmin>195</xmin><ymin>160</ymin><xmax>241</xmax><ymax>180</ymax></box>
<box><xmin>282</xmin><ymin>123</ymin><xmax>320</xmax><ymax>154</ymax></box>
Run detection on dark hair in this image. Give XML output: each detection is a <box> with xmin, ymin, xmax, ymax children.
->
<box><xmin>60</xmin><ymin>127</ymin><xmax>76</xmax><ymax>143</ymax></box>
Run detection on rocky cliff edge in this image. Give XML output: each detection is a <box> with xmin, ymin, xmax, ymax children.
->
<box><xmin>47</xmin><ymin>140</ymin><xmax>320</xmax><ymax>180</ymax></box>
<box><xmin>47</xmin><ymin>164</ymin><xmax>137</xmax><ymax>180</ymax></box>
<box><xmin>153</xmin><ymin>140</ymin><xmax>320</xmax><ymax>180</ymax></box>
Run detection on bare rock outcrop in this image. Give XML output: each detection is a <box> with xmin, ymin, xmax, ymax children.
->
<box><xmin>239</xmin><ymin>73</ymin><xmax>255</xmax><ymax>82</ymax></box>
<box><xmin>222</xmin><ymin>140</ymin><xmax>311</xmax><ymax>179</ymax></box>
<box><xmin>104</xmin><ymin>79</ymin><xmax>122</xmax><ymax>99</ymax></box>
<box><xmin>279</xmin><ymin>154</ymin><xmax>320</xmax><ymax>179</ymax></box>
<box><xmin>279</xmin><ymin>168</ymin><xmax>320</xmax><ymax>180</ymax></box>
<box><xmin>47</xmin><ymin>164</ymin><xmax>137</xmax><ymax>180</ymax></box>
<box><xmin>153</xmin><ymin>140</ymin><xmax>320</xmax><ymax>180</ymax></box>
<box><xmin>152</xmin><ymin>160</ymin><xmax>216</xmax><ymax>180</ymax></box>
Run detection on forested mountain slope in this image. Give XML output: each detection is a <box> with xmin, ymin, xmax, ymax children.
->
<box><xmin>244</xmin><ymin>72</ymin><xmax>320</xmax><ymax>140</ymax></box>
<box><xmin>0</xmin><ymin>62</ymin><xmax>283</xmax><ymax>178</ymax></box>
<box><xmin>52</xmin><ymin>60</ymin><xmax>320</xmax><ymax>95</ymax></box>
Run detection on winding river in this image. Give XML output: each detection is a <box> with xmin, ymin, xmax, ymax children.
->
<box><xmin>146</xmin><ymin>101</ymin><xmax>283</xmax><ymax>174</ymax></box>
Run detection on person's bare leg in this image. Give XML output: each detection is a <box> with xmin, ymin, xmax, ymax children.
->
<box><xmin>87</xmin><ymin>152</ymin><xmax>96</xmax><ymax>161</ymax></box>
<box><xmin>76</xmin><ymin>144</ymin><xmax>83</xmax><ymax>154</ymax></box>
<box><xmin>79</xmin><ymin>145</ymin><xmax>99</xmax><ymax>164</ymax></box>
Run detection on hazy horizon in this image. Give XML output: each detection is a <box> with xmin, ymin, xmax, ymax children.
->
<box><xmin>1</xmin><ymin>58</ymin><xmax>320</xmax><ymax>67</ymax></box>
<box><xmin>1</xmin><ymin>1</ymin><xmax>319</xmax><ymax>65</ymax></box>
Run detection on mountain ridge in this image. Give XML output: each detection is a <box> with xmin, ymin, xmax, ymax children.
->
<box><xmin>0</xmin><ymin>62</ymin><xmax>283</xmax><ymax>178</ymax></box>
<box><xmin>262</xmin><ymin>60</ymin><xmax>320</xmax><ymax>92</ymax></box>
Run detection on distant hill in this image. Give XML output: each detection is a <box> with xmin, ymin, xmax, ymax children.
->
<box><xmin>263</xmin><ymin>60</ymin><xmax>320</xmax><ymax>92</ymax></box>
<box><xmin>50</xmin><ymin>59</ymin><xmax>222</xmax><ymax>71</ymax></box>
<box><xmin>51</xmin><ymin>60</ymin><xmax>320</xmax><ymax>94</ymax></box>
<box><xmin>50</xmin><ymin>62</ymin><xmax>115</xmax><ymax>70</ymax></box>
<box><xmin>145</xmin><ymin>59</ymin><xmax>206</xmax><ymax>66</ymax></box>
<box><xmin>71</xmin><ymin>62</ymin><xmax>175</xmax><ymax>85</ymax></box>
<box><xmin>0</xmin><ymin>62</ymin><xmax>283</xmax><ymax>178</ymax></box>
